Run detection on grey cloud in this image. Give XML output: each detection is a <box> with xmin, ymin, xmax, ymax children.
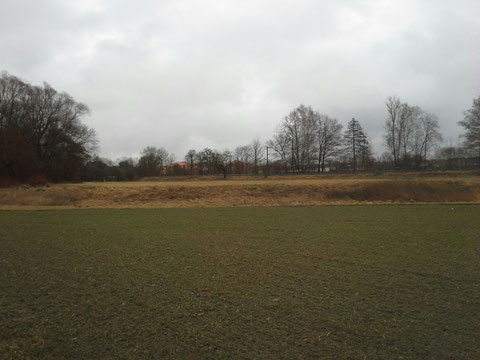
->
<box><xmin>1</xmin><ymin>0</ymin><xmax>479</xmax><ymax>160</ymax></box>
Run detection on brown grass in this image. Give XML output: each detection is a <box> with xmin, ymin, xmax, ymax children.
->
<box><xmin>141</xmin><ymin>170</ymin><xmax>480</xmax><ymax>181</ymax></box>
<box><xmin>1</xmin><ymin>175</ymin><xmax>479</xmax><ymax>209</ymax></box>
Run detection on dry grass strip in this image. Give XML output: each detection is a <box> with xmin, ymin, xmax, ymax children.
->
<box><xmin>1</xmin><ymin>177</ymin><xmax>479</xmax><ymax>209</ymax></box>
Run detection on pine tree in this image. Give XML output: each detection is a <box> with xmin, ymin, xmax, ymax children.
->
<box><xmin>343</xmin><ymin>118</ymin><xmax>370</xmax><ymax>172</ymax></box>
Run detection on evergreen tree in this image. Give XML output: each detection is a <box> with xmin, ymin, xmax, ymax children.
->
<box><xmin>343</xmin><ymin>118</ymin><xmax>369</xmax><ymax>172</ymax></box>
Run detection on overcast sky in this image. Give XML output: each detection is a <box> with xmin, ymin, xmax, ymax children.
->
<box><xmin>1</xmin><ymin>0</ymin><xmax>479</xmax><ymax>160</ymax></box>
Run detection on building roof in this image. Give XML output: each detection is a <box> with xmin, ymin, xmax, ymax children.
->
<box><xmin>166</xmin><ymin>161</ymin><xmax>190</xmax><ymax>167</ymax></box>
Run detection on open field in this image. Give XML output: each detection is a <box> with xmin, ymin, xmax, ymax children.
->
<box><xmin>1</xmin><ymin>172</ymin><xmax>479</xmax><ymax>209</ymax></box>
<box><xmin>1</xmin><ymin>205</ymin><xmax>479</xmax><ymax>359</ymax></box>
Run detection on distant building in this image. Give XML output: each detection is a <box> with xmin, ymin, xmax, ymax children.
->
<box><xmin>172</xmin><ymin>162</ymin><xmax>190</xmax><ymax>169</ymax></box>
<box><xmin>164</xmin><ymin>162</ymin><xmax>192</xmax><ymax>175</ymax></box>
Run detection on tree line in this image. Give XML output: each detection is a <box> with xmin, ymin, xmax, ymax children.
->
<box><xmin>384</xmin><ymin>96</ymin><xmax>443</xmax><ymax>169</ymax></box>
<box><xmin>0</xmin><ymin>72</ymin><xmax>97</xmax><ymax>184</ymax></box>
<box><xmin>81</xmin><ymin>97</ymin><xmax>480</xmax><ymax>181</ymax></box>
<box><xmin>1</xmin><ymin>71</ymin><xmax>479</xmax><ymax>184</ymax></box>
<box><xmin>266</xmin><ymin>105</ymin><xmax>372</xmax><ymax>173</ymax></box>
<box><xmin>82</xmin><ymin>97</ymin><xmax>480</xmax><ymax>181</ymax></box>
<box><xmin>82</xmin><ymin>141</ymin><xmax>265</xmax><ymax>181</ymax></box>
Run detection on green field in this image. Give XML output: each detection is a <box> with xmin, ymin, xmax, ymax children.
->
<box><xmin>1</xmin><ymin>206</ymin><xmax>479</xmax><ymax>359</ymax></box>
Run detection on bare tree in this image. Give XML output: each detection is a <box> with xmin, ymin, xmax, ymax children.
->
<box><xmin>419</xmin><ymin>112</ymin><xmax>442</xmax><ymax>169</ymax></box>
<box><xmin>272</xmin><ymin>105</ymin><xmax>318</xmax><ymax>172</ymax></box>
<box><xmin>137</xmin><ymin>146</ymin><xmax>171</xmax><ymax>177</ymax></box>
<box><xmin>196</xmin><ymin>148</ymin><xmax>216</xmax><ymax>175</ymax></box>
<box><xmin>266</xmin><ymin>131</ymin><xmax>290</xmax><ymax>172</ymax></box>
<box><xmin>398</xmin><ymin>104</ymin><xmax>421</xmax><ymax>165</ymax></box>
<box><xmin>384</xmin><ymin>96</ymin><xmax>402</xmax><ymax>167</ymax></box>
<box><xmin>214</xmin><ymin>149</ymin><xmax>232</xmax><ymax>179</ymax></box>
<box><xmin>317</xmin><ymin>114</ymin><xmax>342</xmax><ymax>172</ymax></box>
<box><xmin>459</xmin><ymin>95</ymin><xmax>480</xmax><ymax>168</ymax></box>
<box><xmin>384</xmin><ymin>96</ymin><xmax>442</xmax><ymax>169</ymax></box>
<box><xmin>232</xmin><ymin>145</ymin><xmax>251</xmax><ymax>174</ymax></box>
<box><xmin>185</xmin><ymin>149</ymin><xmax>196</xmax><ymax>175</ymax></box>
<box><xmin>250</xmin><ymin>137</ymin><xmax>264</xmax><ymax>174</ymax></box>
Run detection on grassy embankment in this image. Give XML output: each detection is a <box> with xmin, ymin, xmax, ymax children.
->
<box><xmin>0</xmin><ymin>171</ymin><xmax>479</xmax><ymax>209</ymax></box>
<box><xmin>1</xmin><ymin>206</ymin><xmax>479</xmax><ymax>359</ymax></box>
